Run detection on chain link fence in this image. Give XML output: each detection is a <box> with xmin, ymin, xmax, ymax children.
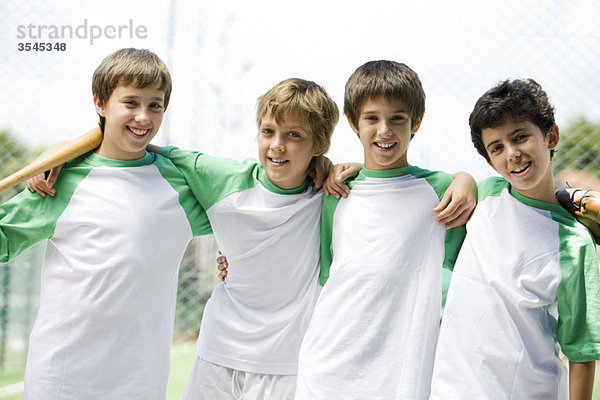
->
<box><xmin>2</xmin><ymin>0</ymin><xmax>600</xmax><ymax>376</ymax></box>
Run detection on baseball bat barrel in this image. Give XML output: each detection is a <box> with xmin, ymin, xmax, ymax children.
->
<box><xmin>0</xmin><ymin>127</ymin><xmax>103</xmax><ymax>192</ymax></box>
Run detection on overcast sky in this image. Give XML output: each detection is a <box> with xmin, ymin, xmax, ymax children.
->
<box><xmin>3</xmin><ymin>0</ymin><xmax>600</xmax><ymax>180</ymax></box>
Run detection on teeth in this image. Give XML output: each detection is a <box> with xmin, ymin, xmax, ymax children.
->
<box><xmin>376</xmin><ymin>142</ymin><xmax>395</xmax><ymax>149</ymax></box>
<box><xmin>513</xmin><ymin>162</ymin><xmax>530</xmax><ymax>173</ymax></box>
<box><xmin>129</xmin><ymin>127</ymin><xmax>148</xmax><ymax>136</ymax></box>
<box><xmin>270</xmin><ymin>158</ymin><xmax>287</xmax><ymax>163</ymax></box>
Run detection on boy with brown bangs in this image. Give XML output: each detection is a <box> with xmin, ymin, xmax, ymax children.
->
<box><xmin>430</xmin><ymin>79</ymin><xmax>600</xmax><ymax>400</ymax></box>
<box><xmin>294</xmin><ymin>60</ymin><xmax>474</xmax><ymax>400</ymax></box>
<box><xmin>0</xmin><ymin>48</ymin><xmax>212</xmax><ymax>399</ymax></box>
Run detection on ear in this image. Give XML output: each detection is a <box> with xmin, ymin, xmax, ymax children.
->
<box><xmin>346</xmin><ymin>113</ymin><xmax>360</xmax><ymax>136</ymax></box>
<box><xmin>547</xmin><ymin>124</ymin><xmax>559</xmax><ymax>150</ymax></box>
<box><xmin>93</xmin><ymin>94</ymin><xmax>106</xmax><ymax>117</ymax></box>
<box><xmin>411</xmin><ymin>114</ymin><xmax>424</xmax><ymax>135</ymax></box>
<box><xmin>313</xmin><ymin>148</ymin><xmax>325</xmax><ymax>157</ymax></box>
<box><xmin>487</xmin><ymin>159</ymin><xmax>498</xmax><ymax>173</ymax></box>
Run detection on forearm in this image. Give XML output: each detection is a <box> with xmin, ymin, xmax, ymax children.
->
<box><xmin>570</xmin><ymin>360</ymin><xmax>596</xmax><ymax>400</ymax></box>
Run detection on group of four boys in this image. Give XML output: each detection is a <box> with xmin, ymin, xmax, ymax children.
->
<box><xmin>1</xmin><ymin>47</ymin><xmax>599</xmax><ymax>399</ymax></box>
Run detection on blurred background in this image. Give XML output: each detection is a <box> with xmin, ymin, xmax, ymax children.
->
<box><xmin>2</xmin><ymin>0</ymin><xmax>600</xmax><ymax>396</ymax></box>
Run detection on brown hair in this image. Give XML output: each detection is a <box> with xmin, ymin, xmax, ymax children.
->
<box><xmin>92</xmin><ymin>48</ymin><xmax>172</xmax><ymax>131</ymax></box>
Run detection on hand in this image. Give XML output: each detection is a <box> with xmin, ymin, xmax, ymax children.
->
<box><xmin>26</xmin><ymin>165</ymin><xmax>63</xmax><ymax>197</ymax></box>
<box><xmin>434</xmin><ymin>171</ymin><xmax>477</xmax><ymax>229</ymax></box>
<box><xmin>216</xmin><ymin>251</ymin><xmax>229</xmax><ymax>281</ymax></box>
<box><xmin>146</xmin><ymin>143</ymin><xmax>161</xmax><ymax>153</ymax></box>
<box><xmin>323</xmin><ymin>163</ymin><xmax>362</xmax><ymax>199</ymax></box>
<box><xmin>308</xmin><ymin>155</ymin><xmax>333</xmax><ymax>191</ymax></box>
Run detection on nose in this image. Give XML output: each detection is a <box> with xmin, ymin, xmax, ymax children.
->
<box><xmin>135</xmin><ymin>108</ymin><xmax>150</xmax><ymax>124</ymax></box>
<box><xmin>270</xmin><ymin>133</ymin><xmax>285</xmax><ymax>152</ymax></box>
<box><xmin>506</xmin><ymin>144</ymin><xmax>521</xmax><ymax>161</ymax></box>
<box><xmin>378</xmin><ymin>120</ymin><xmax>392</xmax><ymax>137</ymax></box>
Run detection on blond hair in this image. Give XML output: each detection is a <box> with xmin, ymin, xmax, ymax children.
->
<box><xmin>256</xmin><ymin>78</ymin><xmax>339</xmax><ymax>155</ymax></box>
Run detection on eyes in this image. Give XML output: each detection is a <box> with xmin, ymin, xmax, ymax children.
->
<box><xmin>122</xmin><ymin>100</ymin><xmax>164</xmax><ymax>112</ymax></box>
<box><xmin>488</xmin><ymin>133</ymin><xmax>530</xmax><ymax>154</ymax></box>
<box><xmin>363</xmin><ymin>114</ymin><xmax>407</xmax><ymax>124</ymax></box>
<box><xmin>260</xmin><ymin>128</ymin><xmax>303</xmax><ymax>139</ymax></box>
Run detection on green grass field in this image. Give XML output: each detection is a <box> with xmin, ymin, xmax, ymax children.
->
<box><xmin>0</xmin><ymin>341</ymin><xmax>196</xmax><ymax>400</ymax></box>
<box><xmin>2</xmin><ymin>345</ymin><xmax>600</xmax><ymax>399</ymax></box>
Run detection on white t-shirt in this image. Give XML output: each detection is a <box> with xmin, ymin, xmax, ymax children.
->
<box><xmin>295</xmin><ymin>166</ymin><xmax>465</xmax><ymax>400</ymax></box>
<box><xmin>430</xmin><ymin>177</ymin><xmax>600</xmax><ymax>399</ymax></box>
<box><xmin>160</xmin><ymin>147</ymin><xmax>322</xmax><ymax>375</ymax></box>
<box><xmin>0</xmin><ymin>152</ymin><xmax>211</xmax><ymax>399</ymax></box>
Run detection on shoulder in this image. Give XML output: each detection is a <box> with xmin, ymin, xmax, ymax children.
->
<box><xmin>409</xmin><ymin>166</ymin><xmax>453</xmax><ymax>185</ymax></box>
<box><xmin>407</xmin><ymin>166</ymin><xmax>454</xmax><ymax>199</ymax></box>
<box><xmin>476</xmin><ymin>176</ymin><xmax>509</xmax><ymax>202</ymax></box>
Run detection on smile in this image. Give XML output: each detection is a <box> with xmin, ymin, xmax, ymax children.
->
<box><xmin>511</xmin><ymin>162</ymin><xmax>531</xmax><ymax>174</ymax></box>
<box><xmin>127</xmin><ymin>126</ymin><xmax>149</xmax><ymax>136</ymax></box>
<box><xmin>374</xmin><ymin>141</ymin><xmax>397</xmax><ymax>149</ymax></box>
<box><xmin>269</xmin><ymin>157</ymin><xmax>288</xmax><ymax>165</ymax></box>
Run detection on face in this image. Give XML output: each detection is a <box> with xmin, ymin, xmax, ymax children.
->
<box><xmin>350</xmin><ymin>97</ymin><xmax>422</xmax><ymax>171</ymax></box>
<box><xmin>258</xmin><ymin>111</ymin><xmax>321</xmax><ymax>190</ymax></box>
<box><xmin>94</xmin><ymin>85</ymin><xmax>165</xmax><ymax>160</ymax></box>
<box><xmin>483</xmin><ymin>120</ymin><xmax>559</xmax><ymax>203</ymax></box>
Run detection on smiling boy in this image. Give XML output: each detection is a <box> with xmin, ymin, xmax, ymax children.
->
<box><xmin>294</xmin><ymin>60</ymin><xmax>472</xmax><ymax>400</ymax></box>
<box><xmin>0</xmin><ymin>48</ymin><xmax>212</xmax><ymax>399</ymax></box>
<box><xmin>145</xmin><ymin>78</ymin><xmax>339</xmax><ymax>399</ymax></box>
<box><xmin>430</xmin><ymin>79</ymin><xmax>600</xmax><ymax>399</ymax></box>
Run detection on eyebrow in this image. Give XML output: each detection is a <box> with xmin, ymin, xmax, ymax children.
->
<box><xmin>120</xmin><ymin>95</ymin><xmax>164</xmax><ymax>102</ymax></box>
<box><xmin>485</xmin><ymin>127</ymin><xmax>528</xmax><ymax>151</ymax></box>
<box><xmin>361</xmin><ymin>108</ymin><xmax>407</xmax><ymax>115</ymax></box>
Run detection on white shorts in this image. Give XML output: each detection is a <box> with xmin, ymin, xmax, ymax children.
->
<box><xmin>182</xmin><ymin>357</ymin><xmax>296</xmax><ymax>400</ymax></box>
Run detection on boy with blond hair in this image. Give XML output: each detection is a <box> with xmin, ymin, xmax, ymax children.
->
<box><xmin>430</xmin><ymin>79</ymin><xmax>600</xmax><ymax>399</ymax></box>
<box><xmin>0</xmin><ymin>48</ymin><xmax>212</xmax><ymax>399</ymax></box>
<box><xmin>156</xmin><ymin>78</ymin><xmax>339</xmax><ymax>399</ymax></box>
<box><xmin>294</xmin><ymin>60</ymin><xmax>472</xmax><ymax>399</ymax></box>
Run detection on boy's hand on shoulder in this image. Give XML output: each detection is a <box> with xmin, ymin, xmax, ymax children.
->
<box><xmin>146</xmin><ymin>143</ymin><xmax>161</xmax><ymax>154</ymax></box>
<box><xmin>323</xmin><ymin>163</ymin><xmax>362</xmax><ymax>199</ymax></box>
<box><xmin>434</xmin><ymin>171</ymin><xmax>477</xmax><ymax>229</ymax></box>
<box><xmin>26</xmin><ymin>166</ymin><xmax>63</xmax><ymax>197</ymax></box>
<box><xmin>309</xmin><ymin>155</ymin><xmax>333</xmax><ymax>192</ymax></box>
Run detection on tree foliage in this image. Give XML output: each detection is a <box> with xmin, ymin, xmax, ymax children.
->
<box><xmin>553</xmin><ymin>117</ymin><xmax>600</xmax><ymax>180</ymax></box>
<box><xmin>0</xmin><ymin>130</ymin><xmax>42</xmax><ymax>202</ymax></box>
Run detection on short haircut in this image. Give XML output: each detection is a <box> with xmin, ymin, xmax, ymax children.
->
<box><xmin>256</xmin><ymin>78</ymin><xmax>339</xmax><ymax>155</ymax></box>
<box><xmin>344</xmin><ymin>60</ymin><xmax>425</xmax><ymax>129</ymax></box>
<box><xmin>470</xmin><ymin>79</ymin><xmax>556</xmax><ymax>161</ymax></box>
<box><xmin>92</xmin><ymin>48</ymin><xmax>172</xmax><ymax>132</ymax></box>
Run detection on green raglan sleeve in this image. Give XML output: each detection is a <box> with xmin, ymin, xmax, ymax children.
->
<box><xmin>158</xmin><ymin>146</ymin><xmax>259</xmax><ymax>210</ymax></box>
<box><xmin>0</xmin><ymin>168</ymin><xmax>85</xmax><ymax>263</ymax></box>
<box><xmin>555</xmin><ymin>215</ymin><xmax>600</xmax><ymax>362</ymax></box>
<box><xmin>319</xmin><ymin>193</ymin><xmax>340</xmax><ymax>286</ymax></box>
<box><xmin>153</xmin><ymin>154</ymin><xmax>213</xmax><ymax>237</ymax></box>
<box><xmin>420</xmin><ymin>170</ymin><xmax>467</xmax><ymax>271</ymax></box>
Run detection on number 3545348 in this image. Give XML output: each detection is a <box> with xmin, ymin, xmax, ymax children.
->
<box><xmin>18</xmin><ymin>42</ymin><xmax>67</xmax><ymax>51</ymax></box>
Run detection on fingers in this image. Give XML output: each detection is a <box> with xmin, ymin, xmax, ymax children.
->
<box><xmin>312</xmin><ymin>156</ymin><xmax>334</xmax><ymax>191</ymax></box>
<box><xmin>312</xmin><ymin>161</ymin><xmax>326</xmax><ymax>191</ymax></box>
<box><xmin>435</xmin><ymin>195</ymin><xmax>476</xmax><ymax>228</ymax></box>
<box><xmin>26</xmin><ymin>173</ymin><xmax>56</xmax><ymax>197</ymax></box>
<box><xmin>46</xmin><ymin>165</ymin><xmax>63</xmax><ymax>188</ymax></box>
<box><xmin>323</xmin><ymin>172</ymin><xmax>350</xmax><ymax>199</ymax></box>
<box><xmin>443</xmin><ymin>204</ymin><xmax>475</xmax><ymax>229</ymax></box>
<box><xmin>216</xmin><ymin>252</ymin><xmax>229</xmax><ymax>282</ymax></box>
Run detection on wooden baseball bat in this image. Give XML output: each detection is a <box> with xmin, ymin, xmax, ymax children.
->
<box><xmin>0</xmin><ymin>127</ymin><xmax>103</xmax><ymax>192</ymax></box>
